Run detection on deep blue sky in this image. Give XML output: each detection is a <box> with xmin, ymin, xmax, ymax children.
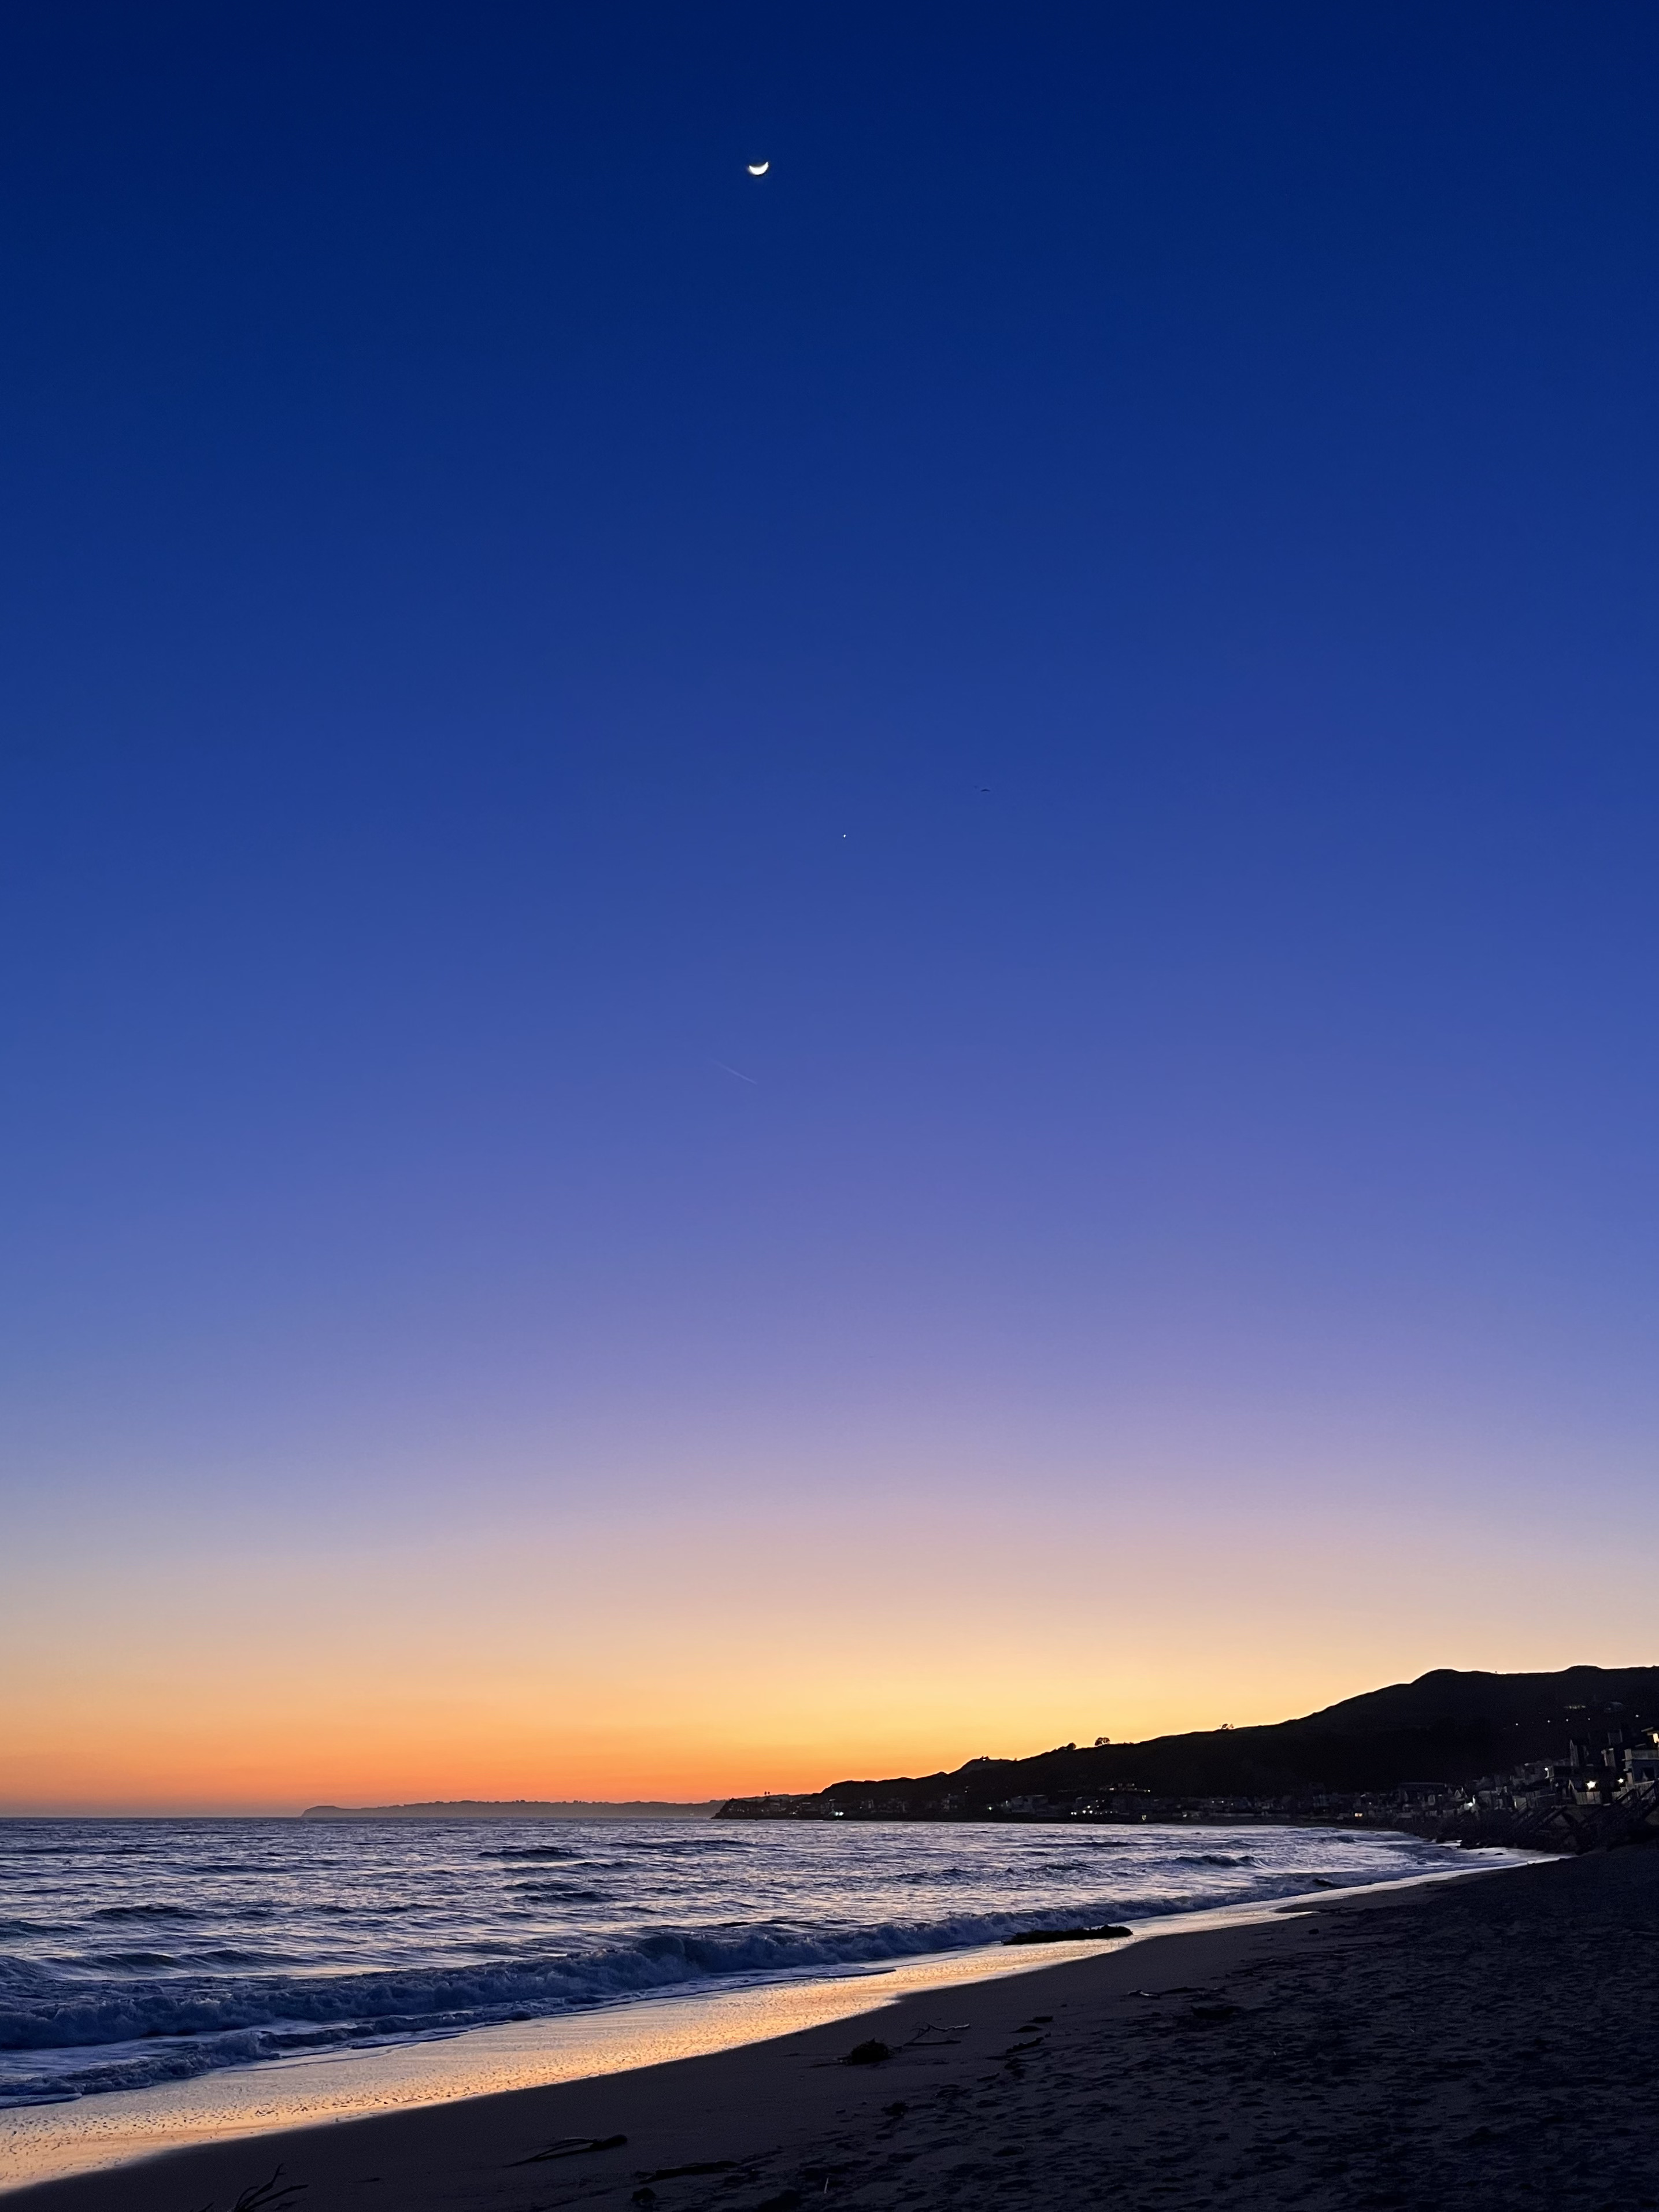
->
<box><xmin>5</xmin><ymin>2</ymin><xmax>1659</xmax><ymax>1802</ymax></box>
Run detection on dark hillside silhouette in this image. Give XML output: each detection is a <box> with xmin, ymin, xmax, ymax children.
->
<box><xmin>806</xmin><ymin>1666</ymin><xmax>1659</xmax><ymax>1814</ymax></box>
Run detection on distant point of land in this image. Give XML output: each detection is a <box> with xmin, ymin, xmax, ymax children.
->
<box><xmin>299</xmin><ymin>1799</ymin><xmax>723</xmax><ymax>1821</ymax></box>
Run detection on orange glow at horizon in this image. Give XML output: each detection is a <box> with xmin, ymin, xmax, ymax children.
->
<box><xmin>4</xmin><ymin>1468</ymin><xmax>1641</xmax><ymax>1815</ymax></box>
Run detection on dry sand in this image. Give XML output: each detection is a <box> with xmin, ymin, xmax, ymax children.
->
<box><xmin>9</xmin><ymin>1848</ymin><xmax>1658</xmax><ymax>2212</ymax></box>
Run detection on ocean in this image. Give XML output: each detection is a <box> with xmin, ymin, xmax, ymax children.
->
<box><xmin>0</xmin><ymin>1814</ymin><xmax>1508</xmax><ymax>2111</ymax></box>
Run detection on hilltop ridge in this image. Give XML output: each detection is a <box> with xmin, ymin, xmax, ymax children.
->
<box><xmin>719</xmin><ymin>1665</ymin><xmax>1659</xmax><ymax>1830</ymax></box>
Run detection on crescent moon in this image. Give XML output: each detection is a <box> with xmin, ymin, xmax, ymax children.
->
<box><xmin>747</xmin><ymin>161</ymin><xmax>769</xmax><ymax>176</ymax></box>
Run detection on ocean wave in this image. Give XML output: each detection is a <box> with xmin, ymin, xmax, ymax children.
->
<box><xmin>0</xmin><ymin>1820</ymin><xmax>1485</xmax><ymax>2112</ymax></box>
<box><xmin>90</xmin><ymin>1905</ymin><xmax>204</xmax><ymax>1922</ymax></box>
<box><xmin>480</xmin><ymin>1847</ymin><xmax>580</xmax><ymax>1861</ymax></box>
<box><xmin>0</xmin><ymin>1905</ymin><xmax>1100</xmax><ymax>2090</ymax></box>
<box><xmin>0</xmin><ymin>1867</ymin><xmax>1394</xmax><ymax>2105</ymax></box>
<box><xmin>190</xmin><ymin>1949</ymin><xmax>296</xmax><ymax>1968</ymax></box>
<box><xmin>3</xmin><ymin>1844</ymin><xmax>151</xmax><ymax>1859</ymax></box>
<box><xmin>507</xmin><ymin>1885</ymin><xmax>612</xmax><ymax>1903</ymax></box>
<box><xmin>613</xmin><ymin>1839</ymin><xmax>748</xmax><ymax>1854</ymax></box>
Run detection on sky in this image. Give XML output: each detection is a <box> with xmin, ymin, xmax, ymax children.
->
<box><xmin>3</xmin><ymin>1</ymin><xmax>1659</xmax><ymax>1813</ymax></box>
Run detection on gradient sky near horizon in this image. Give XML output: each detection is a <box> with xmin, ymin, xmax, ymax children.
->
<box><xmin>5</xmin><ymin>1</ymin><xmax>1659</xmax><ymax>1813</ymax></box>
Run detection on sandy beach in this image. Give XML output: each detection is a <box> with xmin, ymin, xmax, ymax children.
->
<box><xmin>9</xmin><ymin>1847</ymin><xmax>1657</xmax><ymax>2212</ymax></box>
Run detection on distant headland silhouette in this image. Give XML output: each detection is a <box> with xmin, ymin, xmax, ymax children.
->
<box><xmin>299</xmin><ymin>1799</ymin><xmax>723</xmax><ymax>1821</ymax></box>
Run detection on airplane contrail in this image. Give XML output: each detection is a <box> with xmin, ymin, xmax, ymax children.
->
<box><xmin>710</xmin><ymin>1059</ymin><xmax>758</xmax><ymax>1085</ymax></box>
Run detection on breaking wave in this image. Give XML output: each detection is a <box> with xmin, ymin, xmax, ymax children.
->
<box><xmin>0</xmin><ymin>1816</ymin><xmax>1510</xmax><ymax>2110</ymax></box>
<box><xmin>0</xmin><ymin>1911</ymin><xmax>1012</xmax><ymax>2100</ymax></box>
<box><xmin>0</xmin><ymin>1876</ymin><xmax>1365</xmax><ymax>2104</ymax></box>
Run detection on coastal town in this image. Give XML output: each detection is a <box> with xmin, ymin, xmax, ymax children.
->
<box><xmin>720</xmin><ymin>1714</ymin><xmax>1659</xmax><ymax>1854</ymax></box>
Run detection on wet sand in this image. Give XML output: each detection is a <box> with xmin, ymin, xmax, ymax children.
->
<box><xmin>9</xmin><ymin>1848</ymin><xmax>1658</xmax><ymax>2212</ymax></box>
